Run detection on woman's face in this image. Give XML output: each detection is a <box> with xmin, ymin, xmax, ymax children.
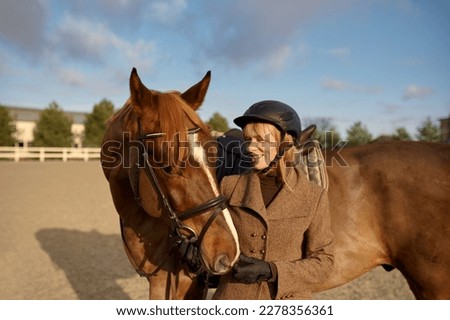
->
<box><xmin>244</xmin><ymin>123</ymin><xmax>279</xmax><ymax>170</ymax></box>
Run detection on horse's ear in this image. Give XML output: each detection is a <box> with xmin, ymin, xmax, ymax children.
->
<box><xmin>129</xmin><ymin>67</ymin><xmax>151</xmax><ymax>115</ymax></box>
<box><xmin>299</xmin><ymin>124</ymin><xmax>317</xmax><ymax>144</ymax></box>
<box><xmin>181</xmin><ymin>71</ymin><xmax>211</xmax><ymax>110</ymax></box>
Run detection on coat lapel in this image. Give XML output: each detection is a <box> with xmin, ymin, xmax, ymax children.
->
<box><xmin>228</xmin><ymin>171</ymin><xmax>268</xmax><ymax>220</ymax></box>
<box><xmin>227</xmin><ymin>168</ymin><xmax>307</xmax><ymax>221</ymax></box>
<box><xmin>266</xmin><ymin>168</ymin><xmax>305</xmax><ymax>219</ymax></box>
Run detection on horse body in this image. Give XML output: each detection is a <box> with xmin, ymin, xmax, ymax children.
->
<box><xmin>316</xmin><ymin>141</ymin><xmax>450</xmax><ymax>299</ymax></box>
<box><xmin>101</xmin><ymin>69</ymin><xmax>239</xmax><ymax>299</ymax></box>
<box><xmin>102</xmin><ymin>68</ymin><xmax>448</xmax><ymax>299</ymax></box>
<box><xmin>215</xmin><ymin>127</ymin><xmax>449</xmax><ymax>299</ymax></box>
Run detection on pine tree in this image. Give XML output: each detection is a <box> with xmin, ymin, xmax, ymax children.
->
<box><xmin>392</xmin><ymin>127</ymin><xmax>412</xmax><ymax>141</ymax></box>
<box><xmin>416</xmin><ymin>118</ymin><xmax>441</xmax><ymax>142</ymax></box>
<box><xmin>207</xmin><ymin>112</ymin><xmax>229</xmax><ymax>133</ymax></box>
<box><xmin>304</xmin><ymin>117</ymin><xmax>342</xmax><ymax>149</ymax></box>
<box><xmin>83</xmin><ymin>99</ymin><xmax>114</xmax><ymax>147</ymax></box>
<box><xmin>346</xmin><ymin>121</ymin><xmax>373</xmax><ymax>146</ymax></box>
<box><xmin>33</xmin><ymin>102</ymin><xmax>73</xmax><ymax>147</ymax></box>
<box><xmin>0</xmin><ymin>105</ymin><xmax>16</xmax><ymax>146</ymax></box>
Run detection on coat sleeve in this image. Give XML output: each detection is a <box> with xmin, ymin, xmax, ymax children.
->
<box><xmin>273</xmin><ymin>190</ymin><xmax>334</xmax><ymax>299</ymax></box>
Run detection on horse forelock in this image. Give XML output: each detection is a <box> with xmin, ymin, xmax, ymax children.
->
<box><xmin>163</xmin><ymin>92</ymin><xmax>210</xmax><ymax>136</ymax></box>
<box><xmin>154</xmin><ymin>92</ymin><xmax>210</xmax><ymax>166</ymax></box>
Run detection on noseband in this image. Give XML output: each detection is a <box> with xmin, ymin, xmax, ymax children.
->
<box><xmin>130</xmin><ymin>122</ymin><xmax>227</xmax><ymax>276</ymax></box>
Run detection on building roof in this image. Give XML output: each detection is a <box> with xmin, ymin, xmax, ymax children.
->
<box><xmin>5</xmin><ymin>106</ymin><xmax>87</xmax><ymax>124</ymax></box>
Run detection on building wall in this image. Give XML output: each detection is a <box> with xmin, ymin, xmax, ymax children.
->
<box><xmin>13</xmin><ymin>120</ymin><xmax>85</xmax><ymax>147</ymax></box>
<box><xmin>72</xmin><ymin>123</ymin><xmax>85</xmax><ymax>147</ymax></box>
<box><xmin>13</xmin><ymin>121</ymin><xmax>36</xmax><ymax>147</ymax></box>
<box><xmin>6</xmin><ymin>106</ymin><xmax>87</xmax><ymax>147</ymax></box>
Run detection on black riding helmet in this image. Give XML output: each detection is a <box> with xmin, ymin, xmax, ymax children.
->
<box><xmin>234</xmin><ymin>100</ymin><xmax>302</xmax><ymax>146</ymax></box>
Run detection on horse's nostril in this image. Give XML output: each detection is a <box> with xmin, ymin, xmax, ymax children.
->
<box><xmin>213</xmin><ymin>254</ymin><xmax>232</xmax><ymax>274</ymax></box>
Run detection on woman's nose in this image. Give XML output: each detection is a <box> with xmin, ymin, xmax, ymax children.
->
<box><xmin>247</xmin><ymin>139</ymin><xmax>260</xmax><ymax>153</ymax></box>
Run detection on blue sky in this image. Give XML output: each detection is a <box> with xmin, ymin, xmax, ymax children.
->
<box><xmin>0</xmin><ymin>0</ymin><xmax>449</xmax><ymax>137</ymax></box>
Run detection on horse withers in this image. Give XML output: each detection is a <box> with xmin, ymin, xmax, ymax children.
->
<box><xmin>101</xmin><ymin>68</ymin><xmax>239</xmax><ymax>299</ymax></box>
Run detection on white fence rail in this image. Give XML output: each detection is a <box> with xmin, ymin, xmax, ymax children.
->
<box><xmin>0</xmin><ymin>147</ymin><xmax>101</xmax><ymax>162</ymax></box>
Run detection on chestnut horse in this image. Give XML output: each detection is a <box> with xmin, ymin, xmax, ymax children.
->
<box><xmin>101</xmin><ymin>68</ymin><xmax>239</xmax><ymax>299</ymax></box>
<box><xmin>300</xmin><ymin>138</ymin><xmax>449</xmax><ymax>299</ymax></box>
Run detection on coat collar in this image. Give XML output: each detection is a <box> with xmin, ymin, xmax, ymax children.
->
<box><xmin>228</xmin><ymin>171</ymin><xmax>266</xmax><ymax>216</ymax></box>
<box><xmin>228</xmin><ymin>168</ymin><xmax>302</xmax><ymax>220</ymax></box>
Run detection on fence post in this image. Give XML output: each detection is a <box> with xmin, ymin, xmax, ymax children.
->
<box><xmin>14</xmin><ymin>146</ymin><xmax>19</xmax><ymax>162</ymax></box>
<box><xmin>84</xmin><ymin>149</ymin><xmax>89</xmax><ymax>161</ymax></box>
<box><xmin>40</xmin><ymin>148</ymin><xmax>45</xmax><ymax>162</ymax></box>
<box><xmin>63</xmin><ymin>148</ymin><xmax>67</xmax><ymax>162</ymax></box>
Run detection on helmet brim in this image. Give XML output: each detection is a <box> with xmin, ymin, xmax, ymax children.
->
<box><xmin>234</xmin><ymin>114</ymin><xmax>284</xmax><ymax>132</ymax></box>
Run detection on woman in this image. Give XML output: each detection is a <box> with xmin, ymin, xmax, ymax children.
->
<box><xmin>212</xmin><ymin>100</ymin><xmax>334</xmax><ymax>300</ymax></box>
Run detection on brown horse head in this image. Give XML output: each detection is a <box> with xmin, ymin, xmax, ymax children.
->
<box><xmin>101</xmin><ymin>69</ymin><xmax>239</xmax><ymax>297</ymax></box>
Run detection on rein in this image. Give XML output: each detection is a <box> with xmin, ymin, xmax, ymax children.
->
<box><xmin>127</xmin><ymin>119</ymin><xmax>227</xmax><ymax>281</ymax></box>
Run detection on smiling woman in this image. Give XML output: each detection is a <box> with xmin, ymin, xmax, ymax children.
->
<box><xmin>243</xmin><ymin>122</ymin><xmax>280</xmax><ymax>171</ymax></box>
<box><xmin>212</xmin><ymin>100</ymin><xmax>335</xmax><ymax>300</ymax></box>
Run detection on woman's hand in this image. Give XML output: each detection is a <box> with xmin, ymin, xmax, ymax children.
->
<box><xmin>232</xmin><ymin>254</ymin><xmax>273</xmax><ymax>283</ymax></box>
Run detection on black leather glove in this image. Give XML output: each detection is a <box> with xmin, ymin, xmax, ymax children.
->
<box><xmin>232</xmin><ymin>254</ymin><xmax>272</xmax><ymax>284</ymax></box>
<box><xmin>178</xmin><ymin>237</ymin><xmax>202</xmax><ymax>272</ymax></box>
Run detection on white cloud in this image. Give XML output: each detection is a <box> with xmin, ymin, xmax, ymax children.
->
<box><xmin>57</xmin><ymin>68</ymin><xmax>85</xmax><ymax>87</ymax></box>
<box><xmin>56</xmin><ymin>15</ymin><xmax>121</xmax><ymax>61</ymax></box>
<box><xmin>402</xmin><ymin>84</ymin><xmax>433</xmax><ymax>100</ymax></box>
<box><xmin>147</xmin><ymin>0</ymin><xmax>187</xmax><ymax>25</ymax></box>
<box><xmin>100</xmin><ymin>0</ymin><xmax>134</xmax><ymax>8</ymax></box>
<box><xmin>326</xmin><ymin>47</ymin><xmax>351</xmax><ymax>58</ymax></box>
<box><xmin>193</xmin><ymin>0</ymin><xmax>359</xmax><ymax>70</ymax></box>
<box><xmin>53</xmin><ymin>14</ymin><xmax>156</xmax><ymax>71</ymax></box>
<box><xmin>322</xmin><ymin>77</ymin><xmax>349</xmax><ymax>91</ymax></box>
<box><xmin>0</xmin><ymin>0</ymin><xmax>48</xmax><ymax>53</ymax></box>
<box><xmin>263</xmin><ymin>45</ymin><xmax>293</xmax><ymax>75</ymax></box>
<box><xmin>322</xmin><ymin>77</ymin><xmax>383</xmax><ymax>94</ymax></box>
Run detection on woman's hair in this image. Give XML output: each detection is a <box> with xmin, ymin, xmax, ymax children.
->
<box><xmin>243</xmin><ymin>122</ymin><xmax>297</xmax><ymax>186</ymax></box>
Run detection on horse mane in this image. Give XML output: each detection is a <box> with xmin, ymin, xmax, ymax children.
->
<box><xmin>106</xmin><ymin>98</ymin><xmax>138</xmax><ymax>136</ymax></box>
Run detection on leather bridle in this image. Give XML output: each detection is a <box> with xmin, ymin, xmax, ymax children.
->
<box><xmin>129</xmin><ymin>121</ymin><xmax>227</xmax><ymax>277</ymax></box>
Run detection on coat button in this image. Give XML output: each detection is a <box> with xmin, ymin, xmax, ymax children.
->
<box><xmin>251</xmin><ymin>233</ymin><xmax>257</xmax><ymax>237</ymax></box>
<box><xmin>261</xmin><ymin>235</ymin><xmax>267</xmax><ymax>239</ymax></box>
<box><xmin>260</xmin><ymin>249</ymin><xmax>265</xmax><ymax>254</ymax></box>
<box><xmin>250</xmin><ymin>249</ymin><xmax>256</xmax><ymax>253</ymax></box>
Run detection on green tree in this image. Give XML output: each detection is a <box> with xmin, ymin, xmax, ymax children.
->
<box><xmin>207</xmin><ymin>112</ymin><xmax>229</xmax><ymax>132</ymax></box>
<box><xmin>304</xmin><ymin>117</ymin><xmax>342</xmax><ymax>149</ymax></box>
<box><xmin>33</xmin><ymin>102</ymin><xmax>73</xmax><ymax>147</ymax></box>
<box><xmin>416</xmin><ymin>118</ymin><xmax>441</xmax><ymax>142</ymax></box>
<box><xmin>83</xmin><ymin>99</ymin><xmax>115</xmax><ymax>147</ymax></box>
<box><xmin>346</xmin><ymin>121</ymin><xmax>373</xmax><ymax>146</ymax></box>
<box><xmin>0</xmin><ymin>105</ymin><xmax>16</xmax><ymax>146</ymax></box>
<box><xmin>392</xmin><ymin>127</ymin><xmax>412</xmax><ymax>141</ymax></box>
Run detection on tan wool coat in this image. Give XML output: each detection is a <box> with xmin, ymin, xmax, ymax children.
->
<box><xmin>212</xmin><ymin>168</ymin><xmax>334</xmax><ymax>300</ymax></box>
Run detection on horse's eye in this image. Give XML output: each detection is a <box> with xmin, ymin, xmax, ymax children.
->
<box><xmin>163</xmin><ymin>165</ymin><xmax>174</xmax><ymax>175</ymax></box>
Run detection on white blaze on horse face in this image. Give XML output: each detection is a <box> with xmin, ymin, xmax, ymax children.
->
<box><xmin>188</xmin><ymin>131</ymin><xmax>240</xmax><ymax>264</ymax></box>
<box><xmin>188</xmin><ymin>131</ymin><xmax>220</xmax><ymax>195</ymax></box>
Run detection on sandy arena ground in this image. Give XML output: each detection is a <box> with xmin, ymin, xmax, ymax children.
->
<box><xmin>0</xmin><ymin>161</ymin><xmax>414</xmax><ymax>300</ymax></box>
